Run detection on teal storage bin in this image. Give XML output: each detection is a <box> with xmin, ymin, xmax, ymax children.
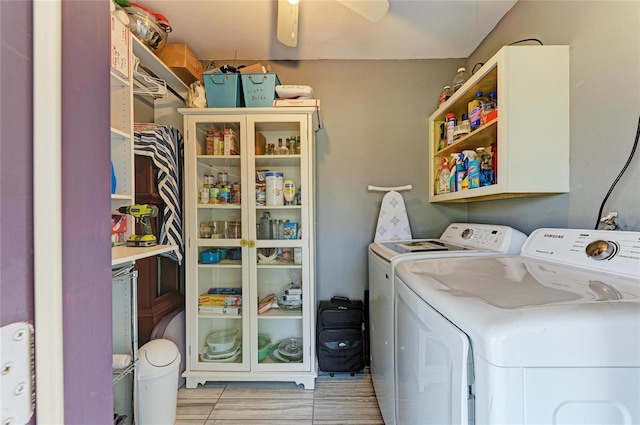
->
<box><xmin>241</xmin><ymin>73</ymin><xmax>281</xmax><ymax>107</ymax></box>
<box><xmin>203</xmin><ymin>72</ymin><xmax>244</xmax><ymax>107</ymax></box>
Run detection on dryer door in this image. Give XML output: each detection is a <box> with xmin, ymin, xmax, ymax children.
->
<box><xmin>395</xmin><ymin>277</ymin><xmax>472</xmax><ymax>425</ymax></box>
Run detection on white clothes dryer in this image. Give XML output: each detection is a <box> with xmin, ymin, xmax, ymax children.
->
<box><xmin>368</xmin><ymin>223</ymin><xmax>527</xmax><ymax>425</ymax></box>
<box><xmin>394</xmin><ymin>228</ymin><xmax>640</xmax><ymax>424</ymax></box>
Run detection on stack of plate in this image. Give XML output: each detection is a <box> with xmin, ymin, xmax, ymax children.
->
<box><xmin>201</xmin><ymin>329</ymin><xmax>241</xmax><ymax>362</ymax></box>
<box><xmin>276</xmin><ymin>293</ymin><xmax>302</xmax><ymax>312</ymax></box>
<box><xmin>268</xmin><ymin>338</ymin><xmax>303</xmax><ymax>363</ymax></box>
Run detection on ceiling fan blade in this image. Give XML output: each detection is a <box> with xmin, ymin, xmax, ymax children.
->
<box><xmin>277</xmin><ymin>0</ymin><xmax>299</xmax><ymax>47</ymax></box>
<box><xmin>337</xmin><ymin>0</ymin><xmax>389</xmax><ymax>22</ymax></box>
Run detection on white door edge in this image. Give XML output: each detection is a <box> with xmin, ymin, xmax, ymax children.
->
<box><xmin>33</xmin><ymin>0</ymin><xmax>65</xmax><ymax>422</ymax></box>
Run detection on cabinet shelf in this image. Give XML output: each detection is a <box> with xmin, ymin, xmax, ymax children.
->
<box><xmin>258</xmin><ymin>309</ymin><xmax>303</xmax><ymax>319</ymax></box>
<box><xmin>110</xmin><ymin>127</ymin><xmax>131</xmax><ymax>139</ymax></box>
<box><xmin>198</xmin><ymin>312</ymin><xmax>243</xmax><ymax>319</ymax></box>
<box><xmin>111</xmin><ymin>244</ymin><xmax>178</xmax><ymax>266</ymax></box>
<box><xmin>428</xmin><ymin>45</ymin><xmax>570</xmax><ymax>203</ymax></box>
<box><xmin>131</xmin><ymin>36</ymin><xmax>189</xmax><ymax>99</ymax></box>
<box><xmin>197</xmin><ymin>204</ymin><xmax>242</xmax><ymax>210</ymax></box>
<box><xmin>434</xmin><ymin>120</ymin><xmax>498</xmax><ymax>157</ymax></box>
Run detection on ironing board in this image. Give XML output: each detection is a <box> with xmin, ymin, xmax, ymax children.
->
<box><xmin>369</xmin><ymin>185</ymin><xmax>413</xmax><ymax>241</ymax></box>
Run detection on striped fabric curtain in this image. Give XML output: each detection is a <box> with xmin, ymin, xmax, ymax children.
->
<box><xmin>134</xmin><ymin>124</ymin><xmax>184</xmax><ymax>264</ymax></box>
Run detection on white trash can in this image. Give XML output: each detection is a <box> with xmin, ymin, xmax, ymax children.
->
<box><xmin>136</xmin><ymin>339</ymin><xmax>181</xmax><ymax>425</ymax></box>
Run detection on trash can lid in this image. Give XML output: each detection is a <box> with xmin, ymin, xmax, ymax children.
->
<box><xmin>139</xmin><ymin>339</ymin><xmax>179</xmax><ymax>367</ymax></box>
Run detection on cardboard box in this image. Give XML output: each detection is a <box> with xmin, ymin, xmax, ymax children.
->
<box><xmin>224</xmin><ymin>128</ymin><xmax>239</xmax><ymax>155</ymax></box>
<box><xmin>255</xmin><ymin>131</ymin><xmax>266</xmax><ymax>155</ymax></box>
<box><xmin>155</xmin><ymin>43</ymin><xmax>205</xmax><ymax>84</ymax></box>
<box><xmin>110</xmin><ymin>15</ymin><xmax>130</xmax><ymax>79</ymax></box>
<box><xmin>239</xmin><ymin>63</ymin><xmax>273</xmax><ymax>74</ymax></box>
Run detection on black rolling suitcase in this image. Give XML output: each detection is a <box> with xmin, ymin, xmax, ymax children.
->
<box><xmin>317</xmin><ymin>296</ymin><xmax>366</xmax><ymax>376</ymax></box>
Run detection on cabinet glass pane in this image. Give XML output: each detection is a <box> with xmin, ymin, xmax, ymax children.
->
<box><xmin>196</xmin><ymin>256</ymin><xmax>244</xmax><ymax>366</ymax></box>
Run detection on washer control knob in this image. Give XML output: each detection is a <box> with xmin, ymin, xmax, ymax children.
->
<box><xmin>585</xmin><ymin>240</ymin><xmax>616</xmax><ymax>260</ymax></box>
<box><xmin>461</xmin><ymin>229</ymin><xmax>473</xmax><ymax>239</ymax></box>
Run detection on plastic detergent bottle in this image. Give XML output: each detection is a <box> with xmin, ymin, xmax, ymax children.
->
<box><xmin>480</xmin><ymin>92</ymin><xmax>496</xmax><ymax>126</ymax></box>
<box><xmin>469</xmin><ymin>91</ymin><xmax>488</xmax><ymax>132</ymax></box>
<box><xmin>438</xmin><ymin>156</ymin><xmax>451</xmax><ymax>194</ymax></box>
<box><xmin>445</xmin><ymin>113</ymin><xmax>457</xmax><ymax>146</ymax></box>
<box><xmin>449</xmin><ymin>154</ymin><xmax>459</xmax><ymax>192</ymax></box>
<box><xmin>476</xmin><ymin>147</ymin><xmax>494</xmax><ymax>187</ymax></box>
<box><xmin>438</xmin><ymin>85</ymin><xmax>453</xmax><ymax>105</ymax></box>
<box><xmin>452</xmin><ymin>67</ymin><xmax>469</xmax><ymax>93</ymax></box>
<box><xmin>488</xmin><ymin>91</ymin><xmax>498</xmax><ymax>109</ymax></box>
<box><xmin>465</xmin><ymin>150</ymin><xmax>479</xmax><ymax>189</ymax></box>
<box><xmin>456</xmin><ymin>153</ymin><xmax>468</xmax><ymax>191</ymax></box>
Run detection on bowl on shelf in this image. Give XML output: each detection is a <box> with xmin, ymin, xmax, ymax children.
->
<box><xmin>257</xmin><ymin>334</ymin><xmax>271</xmax><ymax>362</ymax></box>
<box><xmin>277</xmin><ymin>338</ymin><xmax>303</xmax><ymax>361</ymax></box>
<box><xmin>227</xmin><ymin>248</ymin><xmax>242</xmax><ymax>261</ymax></box>
<box><xmin>200</xmin><ymin>250</ymin><xmax>220</xmax><ymax>264</ymax></box>
<box><xmin>125</xmin><ymin>5</ymin><xmax>171</xmax><ymax>51</ymax></box>
<box><xmin>206</xmin><ymin>329</ymin><xmax>239</xmax><ymax>352</ymax></box>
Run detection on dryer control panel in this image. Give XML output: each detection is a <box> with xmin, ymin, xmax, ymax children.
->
<box><xmin>440</xmin><ymin>223</ymin><xmax>527</xmax><ymax>254</ymax></box>
<box><xmin>522</xmin><ymin>228</ymin><xmax>640</xmax><ymax>278</ymax></box>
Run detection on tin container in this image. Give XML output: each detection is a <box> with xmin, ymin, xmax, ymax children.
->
<box><xmin>199</xmin><ymin>187</ymin><xmax>209</xmax><ymax>204</ymax></box>
<box><xmin>265</xmin><ymin>171</ymin><xmax>284</xmax><ymax>206</ymax></box>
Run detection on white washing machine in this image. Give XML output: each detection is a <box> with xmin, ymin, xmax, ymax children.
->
<box><xmin>394</xmin><ymin>228</ymin><xmax>640</xmax><ymax>424</ymax></box>
<box><xmin>368</xmin><ymin>223</ymin><xmax>527</xmax><ymax>425</ymax></box>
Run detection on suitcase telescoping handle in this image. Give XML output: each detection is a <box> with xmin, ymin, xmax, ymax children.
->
<box><xmin>331</xmin><ymin>295</ymin><xmax>351</xmax><ymax>303</ymax></box>
<box><xmin>331</xmin><ymin>295</ymin><xmax>353</xmax><ymax>310</ymax></box>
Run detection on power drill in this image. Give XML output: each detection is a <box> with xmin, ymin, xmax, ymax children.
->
<box><xmin>117</xmin><ymin>204</ymin><xmax>159</xmax><ymax>247</ymax></box>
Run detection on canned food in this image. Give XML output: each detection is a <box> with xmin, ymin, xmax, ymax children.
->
<box><xmin>219</xmin><ymin>172</ymin><xmax>228</xmax><ymax>183</ymax></box>
<box><xmin>203</xmin><ymin>174</ymin><xmax>214</xmax><ymax>188</ymax></box>
<box><xmin>209</xmin><ymin>187</ymin><xmax>219</xmax><ymax>203</ymax></box>
<box><xmin>199</xmin><ymin>188</ymin><xmax>209</xmax><ymax>204</ymax></box>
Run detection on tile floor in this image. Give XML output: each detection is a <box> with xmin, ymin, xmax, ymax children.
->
<box><xmin>175</xmin><ymin>370</ymin><xmax>384</xmax><ymax>424</ymax></box>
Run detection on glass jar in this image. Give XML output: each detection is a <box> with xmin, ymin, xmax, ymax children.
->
<box><xmin>226</xmin><ymin>221</ymin><xmax>242</xmax><ymax>239</ymax></box>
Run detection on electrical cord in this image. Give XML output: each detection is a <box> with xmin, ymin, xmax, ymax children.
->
<box><xmin>471</xmin><ymin>62</ymin><xmax>484</xmax><ymax>74</ymax></box>
<box><xmin>594</xmin><ymin>114</ymin><xmax>640</xmax><ymax>230</ymax></box>
<box><xmin>508</xmin><ymin>38</ymin><xmax>544</xmax><ymax>46</ymax></box>
<box><xmin>471</xmin><ymin>39</ymin><xmax>544</xmax><ymax>75</ymax></box>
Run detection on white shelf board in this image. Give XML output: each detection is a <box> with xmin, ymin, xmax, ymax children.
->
<box><xmin>131</xmin><ymin>37</ymin><xmax>189</xmax><ymax>99</ymax></box>
<box><xmin>111</xmin><ymin>244</ymin><xmax>178</xmax><ymax>266</ymax></box>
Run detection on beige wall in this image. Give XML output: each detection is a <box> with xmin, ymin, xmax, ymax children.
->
<box><xmin>267</xmin><ymin>60</ymin><xmax>468</xmax><ymax>300</ymax></box>
<box><xmin>203</xmin><ymin>0</ymin><xmax>640</xmax><ymax>301</ymax></box>
<box><xmin>465</xmin><ymin>0</ymin><xmax>640</xmax><ymax>233</ymax></box>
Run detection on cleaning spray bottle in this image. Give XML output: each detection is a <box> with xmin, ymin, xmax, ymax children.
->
<box><xmin>476</xmin><ymin>147</ymin><xmax>494</xmax><ymax>187</ymax></box>
<box><xmin>464</xmin><ymin>150</ymin><xmax>479</xmax><ymax>189</ymax></box>
<box><xmin>449</xmin><ymin>153</ymin><xmax>459</xmax><ymax>192</ymax></box>
<box><xmin>438</xmin><ymin>156</ymin><xmax>451</xmax><ymax>194</ymax></box>
<box><xmin>456</xmin><ymin>153</ymin><xmax>468</xmax><ymax>191</ymax></box>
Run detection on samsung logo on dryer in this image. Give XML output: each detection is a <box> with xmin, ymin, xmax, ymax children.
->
<box><xmin>543</xmin><ymin>234</ymin><xmax>564</xmax><ymax>239</ymax></box>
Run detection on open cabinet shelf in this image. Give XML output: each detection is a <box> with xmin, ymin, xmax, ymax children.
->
<box><xmin>428</xmin><ymin>45</ymin><xmax>570</xmax><ymax>203</ymax></box>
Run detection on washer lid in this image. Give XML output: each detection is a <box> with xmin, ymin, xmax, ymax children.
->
<box><xmin>395</xmin><ymin>256</ymin><xmax>640</xmax><ymax>367</ymax></box>
<box><xmin>369</xmin><ymin>238</ymin><xmax>472</xmax><ymax>262</ymax></box>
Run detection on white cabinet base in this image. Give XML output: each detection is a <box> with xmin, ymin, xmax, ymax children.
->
<box><xmin>184</xmin><ymin>371</ymin><xmax>316</xmax><ymax>390</ymax></box>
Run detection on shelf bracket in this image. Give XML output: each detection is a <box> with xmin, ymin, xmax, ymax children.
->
<box><xmin>1</xmin><ymin>322</ymin><xmax>35</xmax><ymax>424</ymax></box>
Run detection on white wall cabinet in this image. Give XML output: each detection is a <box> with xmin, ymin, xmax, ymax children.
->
<box><xmin>110</xmin><ymin>24</ymin><xmax>184</xmax><ymax>265</ymax></box>
<box><xmin>179</xmin><ymin>107</ymin><xmax>317</xmax><ymax>389</ymax></box>
<box><xmin>428</xmin><ymin>45</ymin><xmax>570</xmax><ymax>203</ymax></box>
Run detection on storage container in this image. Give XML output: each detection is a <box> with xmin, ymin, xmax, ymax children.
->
<box><xmin>203</xmin><ymin>72</ymin><xmax>244</xmax><ymax>107</ymax></box>
<box><xmin>156</xmin><ymin>43</ymin><xmax>205</xmax><ymax>84</ymax></box>
<box><xmin>241</xmin><ymin>73</ymin><xmax>281</xmax><ymax>107</ymax></box>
